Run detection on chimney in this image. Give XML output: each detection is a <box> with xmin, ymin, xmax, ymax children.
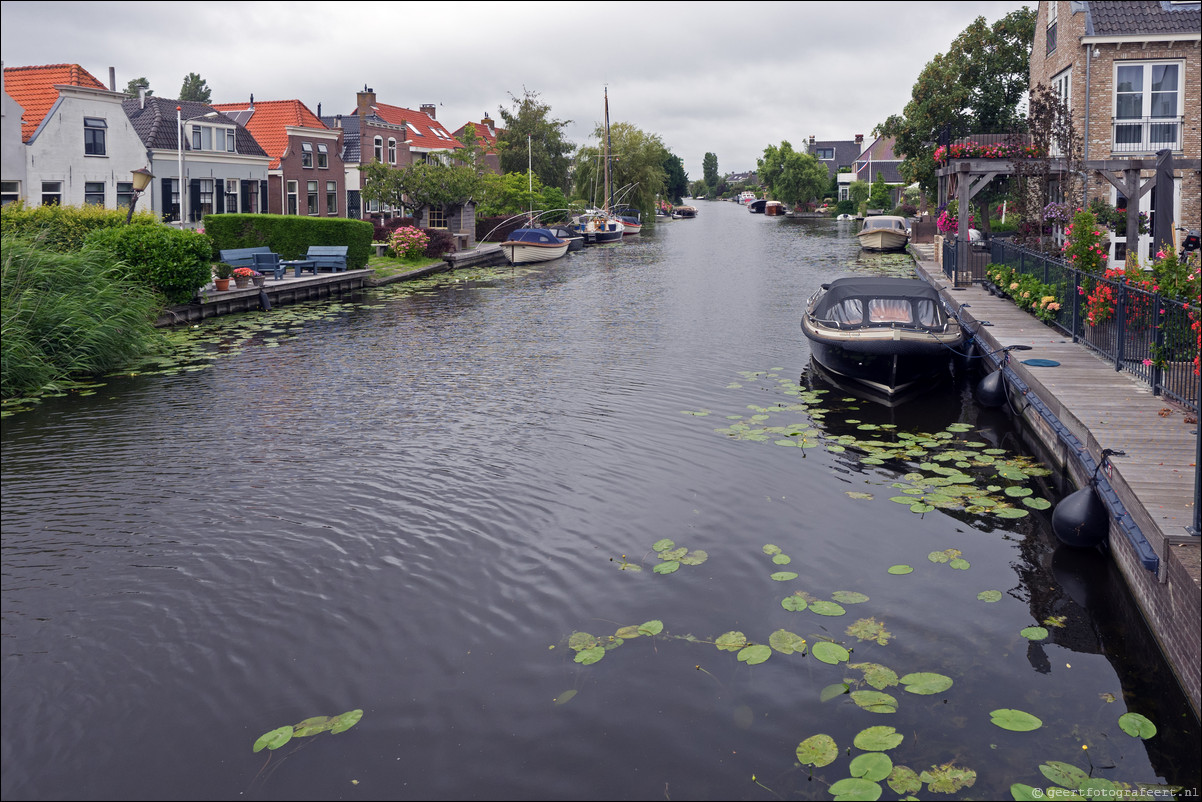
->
<box><xmin>809</xmin><ymin>135</ymin><xmax>815</xmax><ymax>145</ymax></box>
<box><xmin>317</xmin><ymin>102</ymin><xmax>321</xmax><ymax>118</ymax></box>
<box><xmin>357</xmin><ymin>87</ymin><xmax>376</xmax><ymax>118</ymax></box>
<box><xmin>109</xmin><ymin>66</ymin><xmax>116</xmax><ymax>91</ymax></box>
<box><xmin>335</xmin><ymin>114</ymin><xmax>342</xmax><ymax>129</ymax></box>
<box><xmin>249</xmin><ymin>93</ymin><xmax>254</xmax><ymax>110</ymax></box>
<box><xmin>139</xmin><ymin>87</ymin><xmax>147</xmax><ymax>109</ymax></box>
<box><xmin>855</xmin><ymin>134</ymin><xmax>864</xmax><ymax>146</ymax></box>
<box><xmin>420</xmin><ymin>103</ymin><xmax>436</xmax><ymax>119</ymax></box>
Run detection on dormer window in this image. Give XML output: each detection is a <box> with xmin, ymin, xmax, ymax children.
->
<box><xmin>317</xmin><ymin>143</ymin><xmax>328</xmax><ymax>169</ymax></box>
<box><xmin>302</xmin><ymin>142</ymin><xmax>314</xmax><ymax>168</ymax></box>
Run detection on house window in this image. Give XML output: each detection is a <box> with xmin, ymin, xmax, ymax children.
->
<box><xmin>1046</xmin><ymin>2</ymin><xmax>1057</xmax><ymax>54</ymax></box>
<box><xmin>197</xmin><ymin>178</ymin><xmax>215</xmax><ymax>217</ymax></box>
<box><xmin>41</xmin><ymin>181</ymin><xmax>63</xmax><ymax>206</ymax></box>
<box><xmin>1113</xmin><ymin>61</ymin><xmax>1183</xmax><ymax>152</ymax></box>
<box><xmin>317</xmin><ymin>143</ymin><xmax>328</xmax><ymax>169</ymax></box>
<box><xmin>326</xmin><ymin>181</ymin><xmax>337</xmax><ymax>215</ymax></box>
<box><xmin>388</xmin><ymin>138</ymin><xmax>396</xmax><ymax>164</ymax></box>
<box><xmin>167</xmin><ymin>178</ymin><xmax>180</xmax><ymax>222</ymax></box>
<box><xmin>84</xmin><ymin>117</ymin><xmax>107</xmax><ymax>155</ymax></box>
<box><xmin>116</xmin><ymin>181</ymin><xmax>133</xmax><ymax>209</ymax></box>
<box><xmin>225</xmin><ymin>178</ymin><xmax>239</xmax><ymax>212</ymax></box>
<box><xmin>427</xmin><ymin>207</ymin><xmax>446</xmax><ymax>228</ymax></box>
<box><xmin>2</xmin><ymin>180</ymin><xmax>21</xmax><ymax>205</ymax></box>
<box><xmin>225</xmin><ymin>129</ymin><xmax>236</xmax><ymax>152</ymax></box>
<box><xmin>287</xmin><ymin>180</ymin><xmax>298</xmax><ymax>215</ymax></box>
<box><xmin>307</xmin><ymin>181</ymin><xmax>319</xmax><ymax>215</ymax></box>
<box><xmin>84</xmin><ymin>181</ymin><xmax>105</xmax><ymax>205</ymax></box>
<box><xmin>374</xmin><ymin>136</ymin><xmax>383</xmax><ymax>162</ymax></box>
<box><xmin>302</xmin><ymin>142</ymin><xmax>314</xmax><ymax>168</ymax></box>
<box><xmin>815</xmin><ymin>148</ymin><xmax>834</xmax><ymax>160</ymax></box>
<box><xmin>192</xmin><ymin>126</ymin><xmax>213</xmax><ymax>151</ymax></box>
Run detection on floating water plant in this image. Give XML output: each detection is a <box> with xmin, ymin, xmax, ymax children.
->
<box><xmin>252</xmin><ymin>709</ymin><xmax>362</xmax><ymax>753</ymax></box>
<box><xmin>1118</xmin><ymin>712</ymin><xmax>1157</xmax><ymax>739</ymax></box>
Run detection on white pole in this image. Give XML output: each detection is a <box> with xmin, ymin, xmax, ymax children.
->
<box><xmin>177</xmin><ymin>105</ymin><xmax>185</xmax><ymax>226</ymax></box>
<box><xmin>528</xmin><ymin>134</ymin><xmax>532</xmax><ymax>222</ymax></box>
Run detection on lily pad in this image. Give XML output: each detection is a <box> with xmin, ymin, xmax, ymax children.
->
<box><xmin>679</xmin><ymin>549</ymin><xmax>709</xmax><ymax>565</ymax></box>
<box><xmin>553</xmin><ymin>689</ymin><xmax>577</xmax><ymax>706</ymax></box>
<box><xmin>1020</xmin><ymin>626</ymin><xmax>1049</xmax><ymax>641</ymax></box>
<box><xmin>796</xmin><ymin>733</ymin><xmax>838</xmax><ymax>768</ymax></box>
<box><xmin>849</xmin><ymin>662</ymin><xmax>899</xmax><ymax>690</ymax></box>
<box><xmin>853</xmin><ymin>725</ymin><xmax>904</xmax><ymax>752</ymax></box>
<box><xmin>812</xmin><ymin>641</ymin><xmax>851</xmax><ymax>665</ymax></box>
<box><xmin>327</xmin><ymin>709</ymin><xmax>363</xmax><ymax>735</ymax></box>
<box><xmin>821</xmin><ymin>683</ymin><xmax>850</xmax><ymax>702</ymax></box>
<box><xmin>832</xmin><ymin>590</ymin><xmax>870</xmax><ymax>604</ymax></box>
<box><xmin>574</xmin><ymin>646</ymin><xmax>605</xmax><ymax>665</ymax></box>
<box><xmin>772</xmin><ymin>553</ymin><xmax>792</xmax><ymax>565</ymax></box>
<box><xmin>737</xmin><ymin>644</ymin><xmax>772</xmax><ymax>665</ymax></box>
<box><xmin>887</xmin><ymin>565</ymin><xmax>913</xmax><ymax>575</ymax></box>
<box><xmin>990</xmin><ymin>708</ymin><xmax>1043</xmax><ymax>731</ymax></box>
<box><xmin>808</xmin><ymin>600</ymin><xmax>847</xmax><ymax>617</ymax></box>
<box><xmin>899</xmin><ymin>672</ymin><xmax>953</xmax><ymax>695</ymax></box>
<box><xmin>638</xmin><ymin>620</ymin><xmax>664</xmax><ymax>636</ymax></box>
<box><xmin>887</xmin><ymin>766</ymin><xmax>922</xmax><ymax>795</ymax></box>
<box><xmin>253</xmin><ymin>726</ymin><xmax>294</xmax><ymax>753</ymax></box>
<box><xmin>1039</xmin><ymin>761</ymin><xmax>1090</xmax><ymax>788</ymax></box>
<box><xmin>828</xmin><ymin>777</ymin><xmax>882</xmax><ymax>800</ymax></box>
<box><xmin>293</xmin><ymin>716</ymin><xmax>333</xmax><ymax>737</ymax></box>
<box><xmin>653</xmin><ymin>561</ymin><xmax>680</xmax><ymax>574</ymax></box>
<box><xmin>1118</xmin><ymin>712</ymin><xmax>1157</xmax><ymax>739</ymax></box>
<box><xmin>850</xmin><ymin>690</ymin><xmax>899</xmax><ymax>713</ymax></box>
<box><xmin>847</xmin><ymin>617</ymin><xmax>892</xmax><ymax>645</ymax></box>
<box><xmin>652</xmin><ymin>538</ymin><xmax>675</xmax><ymax>552</ymax></box>
<box><xmin>920</xmin><ymin>762</ymin><xmax>977</xmax><ymax>793</ymax></box>
<box><xmin>977</xmin><ymin>590</ymin><xmax>1003</xmax><ymax>603</ymax></box>
<box><xmin>781</xmin><ymin>594</ymin><xmax>809</xmax><ymax>612</ymax></box>
<box><xmin>715</xmin><ymin>631</ymin><xmax>748</xmax><ymax>652</ymax></box>
<box><xmin>850</xmin><ymin>752</ymin><xmax>894</xmax><ymax>782</ymax></box>
<box><xmin>770</xmin><ymin>571</ymin><xmax>799</xmax><ymax>581</ymax></box>
<box><xmin>768</xmin><ymin>629</ymin><xmax>807</xmax><ymax>655</ymax></box>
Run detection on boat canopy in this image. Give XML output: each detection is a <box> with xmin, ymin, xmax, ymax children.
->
<box><xmin>813</xmin><ymin>278</ymin><xmax>945</xmax><ymax>329</ymax></box>
<box><xmin>506</xmin><ymin>228</ymin><xmax>565</xmax><ymax>244</ymax></box>
<box><xmin>861</xmin><ymin>216</ymin><xmax>908</xmax><ymax>231</ymax></box>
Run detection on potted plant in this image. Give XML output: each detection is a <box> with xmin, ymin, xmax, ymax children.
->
<box><xmin>232</xmin><ymin>266</ymin><xmax>256</xmax><ymax>288</ymax></box>
<box><xmin>213</xmin><ymin>262</ymin><xmax>234</xmax><ymax>291</ymax></box>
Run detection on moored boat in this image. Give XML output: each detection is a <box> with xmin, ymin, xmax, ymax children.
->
<box><xmin>801</xmin><ymin>276</ymin><xmax>964</xmax><ymax>397</ymax></box>
<box><xmin>500</xmin><ymin>228</ymin><xmax>571</xmax><ymax>265</ymax></box>
<box><xmin>542</xmin><ymin>225</ymin><xmax>584</xmax><ymax>252</ymax></box>
<box><xmin>673</xmin><ymin>205</ymin><xmax>698</xmax><ymax>219</ymax></box>
<box><xmin>856</xmin><ymin>215</ymin><xmax>910</xmax><ymax>251</ymax></box>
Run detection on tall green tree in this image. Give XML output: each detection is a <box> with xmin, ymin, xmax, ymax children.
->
<box><xmin>868</xmin><ymin>173</ymin><xmax>892</xmax><ymax>210</ymax></box>
<box><xmin>877</xmin><ymin>8</ymin><xmax>1036</xmax><ymax>197</ymax></box>
<box><xmin>702</xmin><ymin>152</ymin><xmax>719</xmax><ymax>192</ymax></box>
<box><xmin>756</xmin><ymin>141</ymin><xmax>829</xmax><ymax>208</ymax></box>
<box><xmin>124</xmin><ymin>77</ymin><xmax>152</xmax><ymax>97</ymax></box>
<box><xmin>178</xmin><ymin>72</ymin><xmax>212</xmax><ymax>103</ymax></box>
<box><xmin>496</xmin><ymin>89</ymin><xmax>574</xmax><ymax>193</ymax></box>
<box><xmin>572</xmin><ymin>121</ymin><xmax>668</xmax><ymax>218</ymax></box>
<box><xmin>662</xmin><ymin>152</ymin><xmax>688</xmax><ymax>204</ymax></box>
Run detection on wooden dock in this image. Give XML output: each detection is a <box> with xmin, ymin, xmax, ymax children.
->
<box><xmin>910</xmin><ymin>244</ymin><xmax>1201</xmax><ymax>718</ymax></box>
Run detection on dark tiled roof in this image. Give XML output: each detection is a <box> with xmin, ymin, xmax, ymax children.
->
<box><xmin>122</xmin><ymin>95</ymin><xmax>266</xmax><ymax>156</ymax></box>
<box><xmin>321</xmin><ymin>114</ymin><xmax>359</xmax><ymax>163</ymax></box>
<box><xmin>808</xmin><ymin>139</ymin><xmax>863</xmax><ymax>177</ymax></box>
<box><xmin>1088</xmin><ymin>0</ymin><xmax>1201</xmax><ymax>36</ymax></box>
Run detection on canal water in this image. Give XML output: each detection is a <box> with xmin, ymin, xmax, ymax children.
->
<box><xmin>2</xmin><ymin>201</ymin><xmax>1197</xmax><ymax>801</ymax></box>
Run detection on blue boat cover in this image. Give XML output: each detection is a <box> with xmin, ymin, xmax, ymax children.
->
<box><xmin>507</xmin><ymin>228</ymin><xmax>564</xmax><ymax>244</ymax></box>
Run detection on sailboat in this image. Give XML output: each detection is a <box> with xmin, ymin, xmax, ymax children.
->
<box><xmin>571</xmin><ymin>88</ymin><xmax>624</xmax><ymax>244</ymax></box>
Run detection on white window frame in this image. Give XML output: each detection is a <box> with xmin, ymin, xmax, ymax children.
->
<box><xmin>307</xmin><ymin>180</ymin><xmax>319</xmax><ymax>215</ymax></box>
<box><xmin>374</xmin><ymin>136</ymin><xmax>383</xmax><ymax>162</ymax></box>
<box><xmin>41</xmin><ymin>181</ymin><xmax>63</xmax><ymax>206</ymax></box>
<box><xmin>225</xmin><ymin>178</ymin><xmax>239</xmax><ymax>212</ymax></box>
<box><xmin>1112</xmin><ymin>60</ymin><xmax>1184</xmax><ymax>153</ymax></box>
<box><xmin>317</xmin><ymin>143</ymin><xmax>328</xmax><ymax>169</ymax></box>
<box><xmin>302</xmin><ymin>142</ymin><xmax>314</xmax><ymax>168</ymax></box>
<box><xmin>84</xmin><ymin>117</ymin><xmax>107</xmax><ymax>156</ymax></box>
<box><xmin>326</xmin><ymin>181</ymin><xmax>337</xmax><ymax>215</ymax></box>
<box><xmin>388</xmin><ymin>138</ymin><xmax>396</xmax><ymax>164</ymax></box>
<box><xmin>84</xmin><ymin>181</ymin><xmax>106</xmax><ymax>205</ymax></box>
<box><xmin>287</xmin><ymin>180</ymin><xmax>298</xmax><ymax>215</ymax></box>
<box><xmin>4</xmin><ymin>180</ymin><xmax>23</xmax><ymax>205</ymax></box>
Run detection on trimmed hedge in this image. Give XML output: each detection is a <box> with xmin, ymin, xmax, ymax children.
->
<box><xmin>84</xmin><ymin>225</ymin><xmax>214</xmax><ymax>304</ymax></box>
<box><xmin>203</xmin><ymin>214</ymin><xmax>373</xmax><ymax>269</ymax></box>
<box><xmin>0</xmin><ymin>201</ymin><xmax>158</xmax><ymax>253</ymax></box>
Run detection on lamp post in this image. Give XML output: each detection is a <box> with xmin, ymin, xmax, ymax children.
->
<box><xmin>125</xmin><ymin>167</ymin><xmax>154</xmax><ymax>224</ymax></box>
<box><xmin>176</xmin><ymin>107</ymin><xmax>219</xmax><ymax>226</ymax></box>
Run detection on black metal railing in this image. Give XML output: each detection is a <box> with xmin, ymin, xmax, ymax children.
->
<box><xmin>1111</xmin><ymin>116</ymin><xmax>1184</xmax><ymax>154</ymax></box>
<box><xmin>985</xmin><ymin>240</ymin><xmax>1199</xmax><ymax>413</ymax></box>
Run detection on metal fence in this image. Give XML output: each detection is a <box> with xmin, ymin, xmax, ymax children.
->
<box><xmin>977</xmin><ymin>240</ymin><xmax>1199</xmax><ymax>413</ymax></box>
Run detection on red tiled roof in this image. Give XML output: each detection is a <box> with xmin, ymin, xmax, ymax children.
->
<box><xmin>366</xmin><ymin>102</ymin><xmax>461</xmax><ymax>152</ymax></box>
<box><xmin>3</xmin><ymin>64</ymin><xmax>108</xmax><ymax>142</ymax></box>
<box><xmin>212</xmin><ymin>99</ymin><xmax>328</xmax><ymax>169</ymax></box>
<box><xmin>453</xmin><ymin>119</ymin><xmax>503</xmax><ymax>153</ymax></box>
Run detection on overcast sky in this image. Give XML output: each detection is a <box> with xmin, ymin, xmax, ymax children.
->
<box><xmin>1</xmin><ymin>0</ymin><xmax>1030</xmax><ymax>179</ymax></box>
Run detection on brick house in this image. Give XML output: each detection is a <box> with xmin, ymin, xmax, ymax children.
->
<box><xmin>1029</xmin><ymin>0</ymin><xmax>1201</xmax><ymax>263</ymax></box>
<box><xmin>213</xmin><ymin>98</ymin><xmax>345</xmax><ymax>218</ymax></box>
<box><xmin>452</xmin><ymin>113</ymin><xmax>503</xmax><ymax>175</ymax></box>
<box><xmin>807</xmin><ymin>134</ymin><xmax>864</xmax><ymax>187</ymax></box>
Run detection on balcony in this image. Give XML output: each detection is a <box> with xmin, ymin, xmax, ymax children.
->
<box><xmin>1111</xmin><ymin>116</ymin><xmax>1183</xmax><ymax>154</ymax></box>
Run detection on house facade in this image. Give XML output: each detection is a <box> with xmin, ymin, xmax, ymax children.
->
<box><xmin>1029</xmin><ymin>0</ymin><xmax>1201</xmax><ymax>263</ymax></box>
<box><xmin>122</xmin><ymin>94</ymin><xmax>269</xmax><ymax>226</ymax></box>
<box><xmin>841</xmin><ymin>135</ymin><xmax>905</xmax><ymax>207</ymax></box>
<box><xmin>214</xmin><ymin>98</ymin><xmax>345</xmax><ymax>218</ymax></box>
<box><xmin>452</xmin><ymin>114</ymin><xmax>503</xmax><ymax>175</ymax></box>
<box><xmin>807</xmin><ymin>134</ymin><xmax>864</xmax><ymax>187</ymax></box>
<box><xmin>2</xmin><ymin>64</ymin><xmax>150</xmax><ymax>213</ymax></box>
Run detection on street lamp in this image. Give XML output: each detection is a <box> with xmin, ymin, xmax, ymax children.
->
<box><xmin>176</xmin><ymin>107</ymin><xmax>218</xmax><ymax>226</ymax></box>
<box><xmin>125</xmin><ymin>167</ymin><xmax>154</xmax><ymax>224</ymax></box>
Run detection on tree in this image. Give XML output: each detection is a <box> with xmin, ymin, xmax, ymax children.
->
<box><xmin>124</xmin><ymin>77</ymin><xmax>152</xmax><ymax>97</ymax></box>
<box><xmin>178</xmin><ymin>72</ymin><xmax>211</xmax><ymax>103</ymax></box>
<box><xmin>702</xmin><ymin>152</ymin><xmax>719</xmax><ymax>192</ymax></box>
<box><xmin>878</xmin><ymin>8</ymin><xmax>1036</xmax><ymax>197</ymax></box>
<box><xmin>868</xmin><ymin>173</ymin><xmax>892</xmax><ymax>210</ymax></box>
<box><xmin>496</xmin><ymin>89</ymin><xmax>574</xmax><ymax>192</ymax></box>
<box><xmin>452</xmin><ymin>123</ymin><xmax>489</xmax><ymax>174</ymax></box>
<box><xmin>756</xmin><ymin>141</ymin><xmax>830</xmax><ymax>208</ymax></box>
<box><xmin>849</xmin><ymin>181</ymin><xmax>870</xmax><ymax>207</ymax></box>
<box><xmin>662</xmin><ymin>152</ymin><xmax>688</xmax><ymax>204</ymax></box>
<box><xmin>572</xmin><ymin>121</ymin><xmax>668</xmax><ymax>219</ymax></box>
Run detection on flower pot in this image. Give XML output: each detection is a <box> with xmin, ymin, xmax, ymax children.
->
<box><xmin>234</xmin><ymin>276</ymin><xmax>251</xmax><ymax>289</ymax></box>
<box><xmin>214</xmin><ymin>277</ymin><xmax>231</xmax><ymax>291</ymax></box>
<box><xmin>252</xmin><ymin>275</ymin><xmax>266</xmax><ymax>288</ymax></box>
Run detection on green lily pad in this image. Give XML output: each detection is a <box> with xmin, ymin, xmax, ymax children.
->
<box><xmin>1118</xmin><ymin>712</ymin><xmax>1157</xmax><ymax>739</ymax></box>
<box><xmin>1020</xmin><ymin>626</ymin><xmax>1049</xmax><ymax>641</ymax></box>
<box><xmin>847</xmin><ymin>617</ymin><xmax>891</xmax><ymax>645</ymax></box>
<box><xmin>652</xmin><ymin>538</ymin><xmax>675</xmax><ymax>552</ymax></box>
<box><xmin>1010</xmin><ymin>783</ymin><xmax>1044</xmax><ymax>800</ymax></box>
<box><xmin>977</xmin><ymin>590</ymin><xmax>1003</xmax><ymax>602</ymax></box>
<box><xmin>574</xmin><ymin>646</ymin><xmax>605</xmax><ymax>665</ymax></box>
<box><xmin>821</xmin><ymin>682</ymin><xmax>850</xmax><ymax>702</ymax></box>
<box><xmin>850</xmin><ymin>690</ymin><xmax>899</xmax><ymax>713</ymax></box>
<box><xmin>293</xmin><ymin>716</ymin><xmax>333</xmax><ymax>737</ymax></box>
<box><xmin>737</xmin><ymin>644</ymin><xmax>772</xmax><ymax>665</ymax></box>
<box><xmin>1023</xmin><ymin>497</ymin><xmax>1052</xmax><ymax>510</ymax></box>
<box><xmin>832</xmin><ymin>590</ymin><xmax>869</xmax><ymax>604</ymax></box>
<box><xmin>781</xmin><ymin>594</ymin><xmax>809</xmax><ymax>612</ymax></box>
<box><xmin>653</xmin><ymin>561</ymin><xmax>680</xmax><ymax>574</ymax></box>
<box><xmin>995</xmin><ymin>507</ymin><xmax>1030</xmax><ymax>518</ymax></box>
<box><xmin>768</xmin><ymin>629</ymin><xmax>807</xmax><ymax>655</ymax></box>
<box><xmin>327</xmin><ymin>709</ymin><xmax>362</xmax><ymax>735</ymax></box>
<box><xmin>887</xmin><ymin>565</ymin><xmax>913</xmax><ymax>575</ymax></box>
<box><xmin>900</xmin><ymin>672</ymin><xmax>953</xmax><ymax>695</ymax></box>
<box><xmin>809</xmin><ymin>600</ymin><xmax>847</xmax><ymax>617</ymax></box>
<box><xmin>849</xmin><ymin>662</ymin><xmax>899</xmax><ymax>690</ymax></box>
<box><xmin>828</xmin><ymin>777</ymin><xmax>882</xmax><ymax>800</ymax></box>
<box><xmin>772</xmin><ymin>553</ymin><xmax>792</xmax><ymax>565</ymax></box>
<box><xmin>796</xmin><ymin>733</ymin><xmax>838</xmax><ymax>767</ymax></box>
<box><xmin>660</xmin><ymin>546</ymin><xmax>687</xmax><ymax>561</ymax></box>
<box><xmin>812</xmin><ymin>641</ymin><xmax>850</xmax><ymax>665</ymax></box>
<box><xmin>850</xmin><ymin>752</ymin><xmax>894</xmax><ymax>782</ymax></box>
<box><xmin>253</xmin><ymin>726</ymin><xmax>294</xmax><ymax>753</ymax></box>
<box><xmin>1039</xmin><ymin>760</ymin><xmax>1090</xmax><ymax>788</ymax></box>
<box><xmin>920</xmin><ymin>762</ymin><xmax>977</xmax><ymax>793</ymax></box>
<box><xmin>887</xmin><ymin>766</ymin><xmax>922</xmax><ymax>795</ymax></box>
<box><xmin>679</xmin><ymin>549</ymin><xmax>709</xmax><ymax>565</ymax></box>
<box><xmin>715</xmin><ymin>631</ymin><xmax>748</xmax><ymax>652</ymax></box>
<box><xmin>990</xmin><ymin>708</ymin><xmax>1043</xmax><ymax>731</ymax></box>
<box><xmin>638</xmin><ymin>620</ymin><xmax>664</xmax><ymax>636</ymax></box>
<box><xmin>568</xmin><ymin>632</ymin><xmax>598</xmax><ymax>651</ymax></box>
<box><xmin>762</xmin><ymin>544</ymin><xmax>782</xmax><ymax>555</ymax></box>
<box><xmin>615</xmin><ymin>625</ymin><xmax>641</xmax><ymax>639</ymax></box>
<box><xmin>853</xmin><ymin>725</ymin><xmax>904</xmax><ymax>751</ymax></box>
<box><xmin>553</xmin><ymin>689</ymin><xmax>577</xmax><ymax>706</ymax></box>
<box><xmin>770</xmin><ymin>571</ymin><xmax>799</xmax><ymax>581</ymax></box>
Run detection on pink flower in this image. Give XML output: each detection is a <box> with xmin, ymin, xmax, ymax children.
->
<box><xmin>1142</xmin><ymin>359</ymin><xmax>1153</xmax><ymax>366</ymax></box>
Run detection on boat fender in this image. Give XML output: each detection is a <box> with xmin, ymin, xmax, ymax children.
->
<box><xmin>1051</xmin><ymin>486</ymin><xmax>1109</xmax><ymax>548</ymax></box>
<box><xmin>974</xmin><ymin>369</ymin><xmax>1006</xmax><ymax>407</ymax></box>
<box><xmin>258</xmin><ymin>289</ymin><xmax>271</xmax><ymax>311</ymax></box>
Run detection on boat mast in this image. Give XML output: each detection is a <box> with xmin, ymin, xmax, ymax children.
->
<box><xmin>603</xmin><ymin>87</ymin><xmax>611</xmax><ymax>214</ymax></box>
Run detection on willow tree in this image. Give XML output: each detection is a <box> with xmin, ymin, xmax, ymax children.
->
<box><xmin>573</xmin><ymin>121</ymin><xmax>668</xmax><ymax>218</ymax></box>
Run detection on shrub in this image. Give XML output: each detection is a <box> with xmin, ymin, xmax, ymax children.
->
<box><xmin>84</xmin><ymin>224</ymin><xmax>213</xmax><ymax>304</ymax></box>
<box><xmin>834</xmin><ymin>199</ymin><xmax>856</xmax><ymax>216</ymax></box>
<box><xmin>2</xmin><ymin>236</ymin><xmax>164</xmax><ymax>398</ymax></box>
<box><xmin>389</xmin><ymin>226</ymin><xmax>429</xmax><ymax>259</ymax></box>
<box><xmin>0</xmin><ymin>201</ymin><xmax>157</xmax><ymax>253</ymax></box>
<box><xmin>423</xmin><ymin>228</ymin><xmax>456</xmax><ymax>258</ymax></box>
<box><xmin>370</xmin><ymin>215</ymin><xmax>416</xmax><ymax>242</ymax></box>
<box><xmin>1062</xmin><ymin>210</ymin><xmax>1107</xmax><ymax>275</ymax></box>
<box><xmin>202</xmin><ymin>214</ymin><xmax>373</xmax><ymax>269</ymax></box>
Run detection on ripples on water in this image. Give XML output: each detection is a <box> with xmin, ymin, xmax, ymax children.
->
<box><xmin>2</xmin><ymin>204</ymin><xmax>1197</xmax><ymax>800</ymax></box>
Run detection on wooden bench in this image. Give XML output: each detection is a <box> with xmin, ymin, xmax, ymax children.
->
<box><xmin>306</xmin><ymin>245</ymin><xmax>348</xmax><ymax>272</ymax></box>
<box><xmin>218</xmin><ymin>246</ymin><xmax>285</xmax><ymax>280</ymax></box>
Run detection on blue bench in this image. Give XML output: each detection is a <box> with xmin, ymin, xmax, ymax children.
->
<box><xmin>218</xmin><ymin>247</ymin><xmax>285</xmax><ymax>280</ymax></box>
<box><xmin>306</xmin><ymin>245</ymin><xmax>348</xmax><ymax>272</ymax></box>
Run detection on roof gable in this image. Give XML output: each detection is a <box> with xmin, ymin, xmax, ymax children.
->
<box><xmin>212</xmin><ymin>99</ymin><xmax>328</xmax><ymax>168</ymax></box>
<box><xmin>121</xmin><ymin>95</ymin><xmax>266</xmax><ymax>157</ymax></box>
<box><xmin>3</xmin><ymin>64</ymin><xmax>108</xmax><ymax>141</ymax></box>
<box><xmin>1087</xmin><ymin>0</ymin><xmax>1201</xmax><ymax>37</ymax></box>
<box><xmin>361</xmin><ymin>101</ymin><xmax>461</xmax><ymax>152</ymax></box>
